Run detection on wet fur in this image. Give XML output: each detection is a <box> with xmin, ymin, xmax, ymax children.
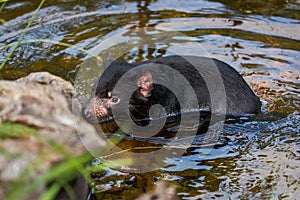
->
<box><xmin>82</xmin><ymin>56</ymin><xmax>261</xmax><ymax>130</ymax></box>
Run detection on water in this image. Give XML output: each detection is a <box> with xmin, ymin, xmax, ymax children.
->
<box><xmin>0</xmin><ymin>0</ymin><xmax>299</xmax><ymax>199</ymax></box>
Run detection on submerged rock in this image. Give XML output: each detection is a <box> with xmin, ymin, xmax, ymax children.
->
<box><xmin>136</xmin><ymin>181</ymin><xmax>179</xmax><ymax>200</ymax></box>
<box><xmin>0</xmin><ymin>72</ymin><xmax>105</xmax><ymax>199</ymax></box>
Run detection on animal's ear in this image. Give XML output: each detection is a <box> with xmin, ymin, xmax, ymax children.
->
<box><xmin>136</xmin><ymin>71</ymin><xmax>153</xmax><ymax>88</ymax></box>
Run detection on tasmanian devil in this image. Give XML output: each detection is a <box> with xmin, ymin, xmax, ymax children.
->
<box><xmin>82</xmin><ymin>55</ymin><xmax>261</xmax><ymax>134</ymax></box>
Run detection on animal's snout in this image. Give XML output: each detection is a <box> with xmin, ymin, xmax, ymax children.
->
<box><xmin>82</xmin><ymin>105</ymin><xmax>91</xmax><ymax>118</ymax></box>
<box><xmin>81</xmin><ymin>97</ymin><xmax>112</xmax><ymax>124</ymax></box>
<box><xmin>81</xmin><ymin>98</ymin><xmax>99</xmax><ymax>124</ymax></box>
<box><xmin>81</xmin><ymin>103</ymin><xmax>97</xmax><ymax>123</ymax></box>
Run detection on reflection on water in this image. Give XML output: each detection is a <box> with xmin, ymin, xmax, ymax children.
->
<box><xmin>0</xmin><ymin>0</ymin><xmax>299</xmax><ymax>199</ymax></box>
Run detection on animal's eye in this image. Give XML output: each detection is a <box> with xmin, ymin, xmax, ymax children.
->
<box><xmin>111</xmin><ymin>96</ymin><xmax>119</xmax><ymax>103</ymax></box>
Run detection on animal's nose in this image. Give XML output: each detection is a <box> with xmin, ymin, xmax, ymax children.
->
<box><xmin>82</xmin><ymin>105</ymin><xmax>91</xmax><ymax>118</ymax></box>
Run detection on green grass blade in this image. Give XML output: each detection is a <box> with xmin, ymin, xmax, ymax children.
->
<box><xmin>0</xmin><ymin>0</ymin><xmax>46</xmax><ymax>69</ymax></box>
<box><xmin>7</xmin><ymin>153</ymin><xmax>93</xmax><ymax>200</ymax></box>
<box><xmin>38</xmin><ymin>183</ymin><xmax>62</xmax><ymax>200</ymax></box>
<box><xmin>0</xmin><ymin>39</ymin><xmax>93</xmax><ymax>56</ymax></box>
<box><xmin>0</xmin><ymin>122</ymin><xmax>40</xmax><ymax>139</ymax></box>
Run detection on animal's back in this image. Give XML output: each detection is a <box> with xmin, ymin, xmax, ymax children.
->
<box><xmin>140</xmin><ymin>55</ymin><xmax>261</xmax><ymax>115</ymax></box>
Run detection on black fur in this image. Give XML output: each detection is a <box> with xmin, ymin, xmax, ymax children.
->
<box><xmin>82</xmin><ymin>56</ymin><xmax>261</xmax><ymax>130</ymax></box>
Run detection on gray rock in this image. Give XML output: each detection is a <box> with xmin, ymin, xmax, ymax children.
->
<box><xmin>0</xmin><ymin>72</ymin><xmax>105</xmax><ymax>199</ymax></box>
